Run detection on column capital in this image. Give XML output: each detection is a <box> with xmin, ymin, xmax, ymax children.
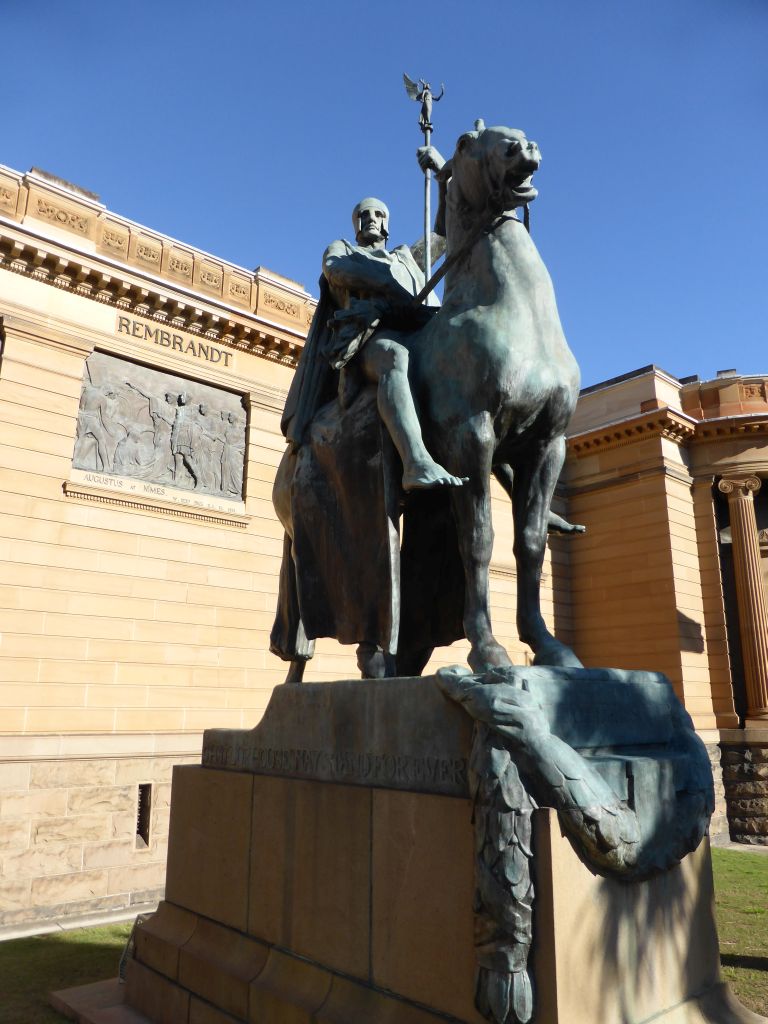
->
<box><xmin>718</xmin><ymin>475</ymin><xmax>762</xmax><ymax>498</ymax></box>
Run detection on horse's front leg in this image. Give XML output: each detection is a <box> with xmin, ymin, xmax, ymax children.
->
<box><xmin>512</xmin><ymin>435</ymin><xmax>583</xmax><ymax>668</ymax></box>
<box><xmin>448</xmin><ymin>424</ymin><xmax>512</xmax><ymax>672</ymax></box>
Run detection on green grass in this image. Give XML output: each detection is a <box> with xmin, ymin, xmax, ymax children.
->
<box><xmin>712</xmin><ymin>847</ymin><xmax>768</xmax><ymax>1016</ymax></box>
<box><xmin>0</xmin><ymin>922</ymin><xmax>131</xmax><ymax>1024</ymax></box>
<box><xmin>0</xmin><ymin>851</ymin><xmax>765</xmax><ymax>1023</ymax></box>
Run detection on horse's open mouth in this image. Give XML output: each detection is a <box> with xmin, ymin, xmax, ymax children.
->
<box><xmin>504</xmin><ymin>173</ymin><xmax>538</xmax><ymax>205</ymax></box>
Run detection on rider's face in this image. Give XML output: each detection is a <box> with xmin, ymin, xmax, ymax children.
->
<box><xmin>358</xmin><ymin>207</ymin><xmax>386</xmax><ymax>246</ymax></box>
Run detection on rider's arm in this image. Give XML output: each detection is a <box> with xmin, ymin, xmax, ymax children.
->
<box><xmin>409</xmin><ymin>232</ymin><xmax>447</xmax><ymax>273</ymax></box>
<box><xmin>322</xmin><ymin>240</ymin><xmax>414</xmax><ymax>306</ymax></box>
<box><xmin>416</xmin><ymin>146</ymin><xmax>451</xmax><ymax>248</ymax></box>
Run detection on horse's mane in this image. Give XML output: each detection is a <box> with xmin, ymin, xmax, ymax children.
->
<box><xmin>434</xmin><ymin>125</ymin><xmax>485</xmax><ymax>237</ymax></box>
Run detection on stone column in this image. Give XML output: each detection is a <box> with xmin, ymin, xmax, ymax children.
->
<box><xmin>718</xmin><ymin>476</ymin><xmax>768</xmax><ymax>722</ymax></box>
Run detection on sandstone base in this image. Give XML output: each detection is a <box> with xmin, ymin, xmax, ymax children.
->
<box><xmin>52</xmin><ymin>676</ymin><xmax>767</xmax><ymax>1023</ymax></box>
<box><xmin>57</xmin><ymin>773</ymin><xmax>763</xmax><ymax>1024</ymax></box>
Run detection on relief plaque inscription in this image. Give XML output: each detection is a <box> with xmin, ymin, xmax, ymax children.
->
<box><xmin>72</xmin><ymin>352</ymin><xmax>247</xmax><ymax>499</ymax></box>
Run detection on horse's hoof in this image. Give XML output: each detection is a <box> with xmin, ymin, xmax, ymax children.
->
<box><xmin>468</xmin><ymin>642</ymin><xmax>513</xmax><ymax>673</ymax></box>
<box><xmin>532</xmin><ymin>639</ymin><xmax>583</xmax><ymax>669</ymax></box>
<box><xmin>356</xmin><ymin>644</ymin><xmax>392</xmax><ymax>679</ymax></box>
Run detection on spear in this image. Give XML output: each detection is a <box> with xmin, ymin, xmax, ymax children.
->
<box><xmin>403</xmin><ymin>73</ymin><xmax>444</xmax><ymax>284</ymax></box>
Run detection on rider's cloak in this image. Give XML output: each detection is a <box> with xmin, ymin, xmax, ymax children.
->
<box><xmin>280</xmin><ymin>276</ymin><xmax>338</xmax><ymax>450</ymax></box>
<box><xmin>273</xmin><ymin>240</ymin><xmax>462</xmax><ymax>663</ymax></box>
<box><xmin>283</xmin><ymin>386</ymin><xmax>465</xmax><ymax>659</ymax></box>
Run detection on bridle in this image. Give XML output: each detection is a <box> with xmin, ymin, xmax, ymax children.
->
<box><xmin>411</xmin><ymin>197</ymin><xmax>530</xmax><ymax>308</ymax></box>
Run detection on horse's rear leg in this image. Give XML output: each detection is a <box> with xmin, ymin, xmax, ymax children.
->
<box><xmin>512</xmin><ymin>436</ymin><xmax>582</xmax><ymax>668</ymax></box>
<box><xmin>356</xmin><ymin>642</ymin><xmax>396</xmax><ymax>679</ymax></box>
<box><xmin>493</xmin><ymin>463</ymin><xmax>585</xmax><ymax>534</ymax></box>
<box><xmin>284</xmin><ymin>657</ymin><xmax>307</xmax><ymax>684</ymax></box>
<box><xmin>395</xmin><ymin>645</ymin><xmax>434</xmax><ymax>678</ymax></box>
<box><xmin>448</xmin><ymin>425</ymin><xmax>511</xmax><ymax>672</ymax></box>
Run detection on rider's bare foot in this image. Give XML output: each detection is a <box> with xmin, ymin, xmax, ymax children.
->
<box><xmin>402</xmin><ymin>460</ymin><xmax>467</xmax><ymax>491</ymax></box>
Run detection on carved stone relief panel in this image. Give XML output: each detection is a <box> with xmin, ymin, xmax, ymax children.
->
<box><xmin>0</xmin><ymin>175</ymin><xmax>20</xmax><ymax>217</ymax></box>
<box><xmin>72</xmin><ymin>351</ymin><xmax>247</xmax><ymax>499</ymax></box>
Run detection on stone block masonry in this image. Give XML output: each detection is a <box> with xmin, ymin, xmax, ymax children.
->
<box><xmin>0</xmin><ymin>750</ymin><xmax>197</xmax><ymax>930</ymax></box>
<box><xmin>720</xmin><ymin>732</ymin><xmax>768</xmax><ymax>844</ymax></box>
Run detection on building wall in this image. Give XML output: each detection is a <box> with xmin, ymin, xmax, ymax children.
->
<box><xmin>0</xmin><ymin>277</ymin><xmax>296</xmax><ymax>734</ymax></box>
<box><xmin>565</xmin><ymin>380</ymin><xmax>741</xmax><ymax>734</ymax></box>
<box><xmin>0</xmin><ymin>743</ymin><xmax>195</xmax><ymax>930</ymax></box>
<box><xmin>0</xmin><ymin>218</ymin><xmax>303</xmax><ymax>928</ymax></box>
<box><xmin>0</xmin><ymin>166</ymin><xmax>308</xmax><ymax>929</ymax></box>
<box><xmin>564</xmin><ymin>366</ymin><xmax>768</xmax><ymax>840</ymax></box>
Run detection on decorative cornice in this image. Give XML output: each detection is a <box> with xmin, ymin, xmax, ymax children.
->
<box><xmin>0</xmin><ymin>230</ymin><xmax>300</xmax><ymax>367</ymax></box>
<box><xmin>567</xmin><ymin>408</ymin><xmax>696</xmax><ymax>457</ymax></box>
<box><xmin>696</xmin><ymin>417</ymin><xmax>768</xmax><ymax>442</ymax></box>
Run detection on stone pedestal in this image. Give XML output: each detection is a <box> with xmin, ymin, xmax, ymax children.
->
<box><xmin>53</xmin><ymin>675</ymin><xmax>766</xmax><ymax>1023</ymax></box>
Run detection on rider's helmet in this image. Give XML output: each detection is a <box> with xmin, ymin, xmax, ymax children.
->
<box><xmin>352</xmin><ymin>197</ymin><xmax>389</xmax><ymax>242</ymax></box>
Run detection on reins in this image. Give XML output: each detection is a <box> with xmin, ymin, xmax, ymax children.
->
<box><xmin>411</xmin><ymin>201</ymin><xmax>530</xmax><ymax>308</ymax></box>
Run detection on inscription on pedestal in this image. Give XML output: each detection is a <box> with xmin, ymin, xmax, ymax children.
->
<box><xmin>203</xmin><ymin>677</ymin><xmax>475</xmax><ymax>796</ymax></box>
<box><xmin>203</xmin><ymin>741</ymin><xmax>467</xmax><ymax>790</ymax></box>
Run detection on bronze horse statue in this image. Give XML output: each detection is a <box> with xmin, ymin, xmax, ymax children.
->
<box><xmin>271</xmin><ymin>123</ymin><xmax>582</xmax><ymax>679</ymax></box>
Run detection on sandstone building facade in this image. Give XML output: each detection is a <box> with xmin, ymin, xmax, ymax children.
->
<box><xmin>0</xmin><ymin>164</ymin><xmax>763</xmax><ymax>932</ymax></box>
<box><xmin>567</xmin><ymin>366</ymin><xmax>768</xmax><ymax>843</ymax></box>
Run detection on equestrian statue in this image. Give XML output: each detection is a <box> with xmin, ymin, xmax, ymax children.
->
<box><xmin>271</xmin><ymin>121</ymin><xmax>583</xmax><ymax>681</ymax></box>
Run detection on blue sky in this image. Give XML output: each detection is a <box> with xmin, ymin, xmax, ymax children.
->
<box><xmin>3</xmin><ymin>0</ymin><xmax>766</xmax><ymax>388</ymax></box>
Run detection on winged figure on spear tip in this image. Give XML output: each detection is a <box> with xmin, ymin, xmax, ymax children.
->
<box><xmin>403</xmin><ymin>74</ymin><xmax>445</xmax><ymax>281</ymax></box>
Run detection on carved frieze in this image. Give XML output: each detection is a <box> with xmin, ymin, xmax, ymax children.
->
<box><xmin>196</xmin><ymin>261</ymin><xmax>223</xmax><ymax>295</ymax></box>
<box><xmin>0</xmin><ymin>179</ymin><xmax>19</xmax><ymax>216</ymax></box>
<box><xmin>226</xmin><ymin>274</ymin><xmax>252</xmax><ymax>306</ymax></box>
<box><xmin>165</xmin><ymin>247</ymin><xmax>194</xmax><ymax>283</ymax></box>
<box><xmin>29</xmin><ymin>191</ymin><xmax>92</xmax><ymax>237</ymax></box>
<box><xmin>264</xmin><ymin>290</ymin><xmax>299</xmax><ymax>317</ymax></box>
<box><xmin>130</xmin><ymin>233</ymin><xmax>163</xmax><ymax>269</ymax></box>
<box><xmin>99</xmin><ymin>221</ymin><xmax>129</xmax><ymax>257</ymax></box>
<box><xmin>72</xmin><ymin>351</ymin><xmax>247</xmax><ymax>499</ymax></box>
<box><xmin>741</xmin><ymin>381</ymin><xmax>767</xmax><ymax>403</ymax></box>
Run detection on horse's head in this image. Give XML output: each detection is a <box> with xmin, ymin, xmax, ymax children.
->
<box><xmin>439</xmin><ymin>124</ymin><xmax>540</xmax><ymax>229</ymax></box>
